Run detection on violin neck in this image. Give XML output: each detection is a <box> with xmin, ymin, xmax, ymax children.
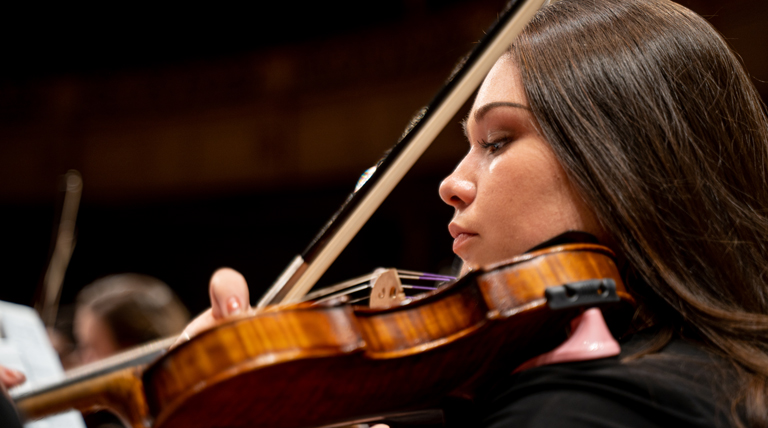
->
<box><xmin>13</xmin><ymin>336</ymin><xmax>175</xmax><ymax>402</ymax></box>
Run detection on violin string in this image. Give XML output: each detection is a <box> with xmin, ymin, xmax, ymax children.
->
<box><xmin>395</xmin><ymin>269</ymin><xmax>455</xmax><ymax>281</ymax></box>
<box><xmin>310</xmin><ymin>284</ymin><xmax>372</xmax><ymax>305</ymax></box>
<box><xmin>400</xmin><ymin>285</ymin><xmax>437</xmax><ymax>290</ymax></box>
<box><xmin>301</xmin><ymin>273</ymin><xmax>376</xmax><ymax>302</ymax></box>
<box><xmin>345</xmin><ymin>296</ymin><xmax>371</xmax><ymax>305</ymax></box>
<box><xmin>301</xmin><ymin>270</ymin><xmax>450</xmax><ymax>303</ymax></box>
<box><xmin>302</xmin><ymin>270</ymin><xmax>444</xmax><ymax>304</ymax></box>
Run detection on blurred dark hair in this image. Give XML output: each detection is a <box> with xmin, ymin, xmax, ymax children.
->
<box><xmin>512</xmin><ymin>0</ymin><xmax>768</xmax><ymax>426</ymax></box>
<box><xmin>77</xmin><ymin>273</ymin><xmax>190</xmax><ymax>348</ymax></box>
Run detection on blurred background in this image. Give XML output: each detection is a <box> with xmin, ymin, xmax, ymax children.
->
<box><xmin>1</xmin><ymin>0</ymin><xmax>766</xmax><ymax>327</ymax></box>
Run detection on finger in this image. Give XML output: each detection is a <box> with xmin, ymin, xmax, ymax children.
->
<box><xmin>171</xmin><ymin>308</ymin><xmax>216</xmax><ymax>348</ymax></box>
<box><xmin>209</xmin><ymin>268</ymin><xmax>250</xmax><ymax>320</ymax></box>
<box><xmin>171</xmin><ymin>268</ymin><xmax>250</xmax><ymax>350</ymax></box>
<box><xmin>0</xmin><ymin>366</ymin><xmax>26</xmax><ymax>389</ymax></box>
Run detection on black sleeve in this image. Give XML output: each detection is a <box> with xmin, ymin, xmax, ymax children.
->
<box><xmin>0</xmin><ymin>392</ymin><xmax>23</xmax><ymax>428</ymax></box>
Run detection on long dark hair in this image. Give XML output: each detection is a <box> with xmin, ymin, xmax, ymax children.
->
<box><xmin>512</xmin><ymin>0</ymin><xmax>768</xmax><ymax>425</ymax></box>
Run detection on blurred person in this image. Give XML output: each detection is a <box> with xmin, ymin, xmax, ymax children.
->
<box><xmin>74</xmin><ymin>274</ymin><xmax>190</xmax><ymax>428</ymax></box>
<box><xmin>74</xmin><ymin>273</ymin><xmax>189</xmax><ymax>365</ymax></box>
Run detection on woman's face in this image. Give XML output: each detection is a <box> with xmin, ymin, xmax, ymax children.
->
<box><xmin>74</xmin><ymin>307</ymin><xmax>120</xmax><ymax>364</ymax></box>
<box><xmin>439</xmin><ymin>54</ymin><xmax>604</xmax><ymax>271</ymax></box>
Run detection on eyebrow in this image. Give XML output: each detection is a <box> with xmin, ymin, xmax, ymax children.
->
<box><xmin>461</xmin><ymin>101</ymin><xmax>532</xmax><ymax>140</ymax></box>
<box><xmin>475</xmin><ymin>101</ymin><xmax>531</xmax><ymax>121</ymax></box>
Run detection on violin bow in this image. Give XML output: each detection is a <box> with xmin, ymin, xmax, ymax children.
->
<box><xmin>36</xmin><ymin>170</ymin><xmax>83</xmax><ymax>327</ymax></box>
<box><xmin>257</xmin><ymin>0</ymin><xmax>549</xmax><ymax>308</ymax></box>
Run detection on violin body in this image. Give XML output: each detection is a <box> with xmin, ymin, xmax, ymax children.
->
<box><xmin>18</xmin><ymin>243</ymin><xmax>635</xmax><ymax>428</ymax></box>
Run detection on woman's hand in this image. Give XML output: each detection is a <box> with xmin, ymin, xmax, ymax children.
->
<box><xmin>173</xmin><ymin>268</ymin><xmax>251</xmax><ymax>347</ymax></box>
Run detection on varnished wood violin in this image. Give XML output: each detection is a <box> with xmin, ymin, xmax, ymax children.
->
<box><xmin>17</xmin><ymin>243</ymin><xmax>635</xmax><ymax>428</ymax></box>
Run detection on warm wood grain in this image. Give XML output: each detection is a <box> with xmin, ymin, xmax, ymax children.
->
<box><xmin>16</xmin><ymin>244</ymin><xmax>635</xmax><ymax>428</ymax></box>
<box><xmin>17</xmin><ymin>366</ymin><xmax>150</xmax><ymax>428</ymax></box>
<box><xmin>142</xmin><ymin>244</ymin><xmax>634</xmax><ymax>428</ymax></box>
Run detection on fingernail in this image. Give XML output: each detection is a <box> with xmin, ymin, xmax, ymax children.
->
<box><xmin>226</xmin><ymin>296</ymin><xmax>242</xmax><ymax>315</ymax></box>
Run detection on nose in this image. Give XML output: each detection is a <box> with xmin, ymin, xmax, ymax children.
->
<box><xmin>439</xmin><ymin>162</ymin><xmax>476</xmax><ymax>208</ymax></box>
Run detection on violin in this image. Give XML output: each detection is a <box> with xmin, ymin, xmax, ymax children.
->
<box><xmin>17</xmin><ymin>243</ymin><xmax>635</xmax><ymax>428</ymax></box>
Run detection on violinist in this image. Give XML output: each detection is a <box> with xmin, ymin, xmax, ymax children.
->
<box><xmin>182</xmin><ymin>0</ymin><xmax>768</xmax><ymax>426</ymax></box>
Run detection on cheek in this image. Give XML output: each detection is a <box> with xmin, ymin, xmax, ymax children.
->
<box><xmin>486</xmin><ymin>144</ymin><xmax>557</xmax><ymax>214</ymax></box>
<box><xmin>482</xmin><ymin>145</ymin><xmax>589</xmax><ymax>254</ymax></box>
<box><xmin>480</xmin><ymin>155</ymin><xmax>551</xmax><ymax>251</ymax></box>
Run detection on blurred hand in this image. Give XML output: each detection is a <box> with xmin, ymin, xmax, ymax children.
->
<box><xmin>0</xmin><ymin>366</ymin><xmax>25</xmax><ymax>391</ymax></box>
<box><xmin>173</xmin><ymin>268</ymin><xmax>251</xmax><ymax>348</ymax></box>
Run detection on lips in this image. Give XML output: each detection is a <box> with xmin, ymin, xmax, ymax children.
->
<box><xmin>449</xmin><ymin>223</ymin><xmax>478</xmax><ymax>253</ymax></box>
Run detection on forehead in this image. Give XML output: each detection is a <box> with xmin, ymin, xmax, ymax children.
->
<box><xmin>471</xmin><ymin>53</ymin><xmax>525</xmax><ymax>116</ymax></box>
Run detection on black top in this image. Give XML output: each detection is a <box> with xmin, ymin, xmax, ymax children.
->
<box><xmin>463</xmin><ymin>330</ymin><xmax>736</xmax><ymax>428</ymax></box>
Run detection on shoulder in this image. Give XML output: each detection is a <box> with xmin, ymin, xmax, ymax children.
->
<box><xmin>473</xmin><ymin>332</ymin><xmax>734</xmax><ymax>428</ymax></box>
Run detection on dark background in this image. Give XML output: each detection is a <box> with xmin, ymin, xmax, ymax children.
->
<box><xmin>1</xmin><ymin>0</ymin><xmax>766</xmax><ymax>323</ymax></box>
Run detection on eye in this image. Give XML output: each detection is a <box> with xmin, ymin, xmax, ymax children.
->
<box><xmin>479</xmin><ymin>137</ymin><xmax>510</xmax><ymax>154</ymax></box>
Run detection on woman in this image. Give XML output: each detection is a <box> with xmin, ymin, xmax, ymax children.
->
<box><xmin>438</xmin><ymin>0</ymin><xmax>768</xmax><ymax>426</ymax></box>
<box><xmin>186</xmin><ymin>0</ymin><xmax>768</xmax><ymax>426</ymax></box>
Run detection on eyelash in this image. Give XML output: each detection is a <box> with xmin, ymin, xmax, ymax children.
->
<box><xmin>479</xmin><ymin>137</ymin><xmax>510</xmax><ymax>154</ymax></box>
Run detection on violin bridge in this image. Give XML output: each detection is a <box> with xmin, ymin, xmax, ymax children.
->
<box><xmin>368</xmin><ymin>268</ymin><xmax>406</xmax><ymax>309</ymax></box>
